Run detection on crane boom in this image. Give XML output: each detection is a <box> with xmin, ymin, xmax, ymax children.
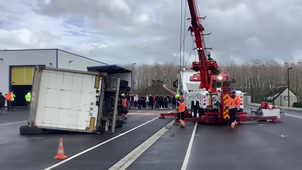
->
<box><xmin>187</xmin><ymin>0</ymin><xmax>219</xmax><ymax>90</ymax></box>
<box><xmin>159</xmin><ymin>0</ymin><xmax>280</xmax><ymax>126</ymax></box>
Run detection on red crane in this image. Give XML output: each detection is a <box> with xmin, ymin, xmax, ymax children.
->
<box><xmin>187</xmin><ymin>0</ymin><xmax>219</xmax><ymax>91</ymax></box>
<box><xmin>159</xmin><ymin>0</ymin><xmax>281</xmax><ymax>125</ymax></box>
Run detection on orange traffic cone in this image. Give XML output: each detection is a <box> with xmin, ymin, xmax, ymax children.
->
<box><xmin>54</xmin><ymin>138</ymin><xmax>67</xmax><ymax>160</ymax></box>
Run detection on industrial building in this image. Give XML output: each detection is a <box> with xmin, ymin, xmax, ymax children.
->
<box><xmin>0</xmin><ymin>48</ymin><xmax>115</xmax><ymax>106</ymax></box>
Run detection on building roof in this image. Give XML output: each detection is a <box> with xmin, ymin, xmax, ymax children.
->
<box><xmin>264</xmin><ymin>86</ymin><xmax>297</xmax><ymax>100</ymax></box>
<box><xmin>0</xmin><ymin>48</ymin><xmax>107</xmax><ymax>65</ymax></box>
<box><xmin>137</xmin><ymin>80</ymin><xmax>176</xmax><ymax>96</ymax></box>
<box><xmin>264</xmin><ymin>86</ymin><xmax>287</xmax><ymax>97</ymax></box>
<box><xmin>87</xmin><ymin>64</ymin><xmax>131</xmax><ymax>74</ymax></box>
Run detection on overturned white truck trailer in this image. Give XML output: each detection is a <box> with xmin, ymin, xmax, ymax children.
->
<box><xmin>20</xmin><ymin>65</ymin><xmax>132</xmax><ymax>135</ymax></box>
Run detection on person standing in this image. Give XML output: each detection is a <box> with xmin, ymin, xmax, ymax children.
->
<box><xmin>146</xmin><ymin>95</ymin><xmax>149</xmax><ymax>109</ymax></box>
<box><xmin>5</xmin><ymin>93</ymin><xmax>12</xmax><ymax>111</ymax></box>
<box><xmin>226</xmin><ymin>90</ymin><xmax>240</xmax><ymax>129</ymax></box>
<box><xmin>134</xmin><ymin>94</ymin><xmax>139</xmax><ymax>109</ymax></box>
<box><xmin>0</xmin><ymin>92</ymin><xmax>5</xmax><ymax>113</ymax></box>
<box><xmin>10</xmin><ymin>91</ymin><xmax>16</xmax><ymax>110</ymax></box>
<box><xmin>177</xmin><ymin>97</ymin><xmax>186</xmax><ymax>128</ymax></box>
<box><xmin>25</xmin><ymin>91</ymin><xmax>31</xmax><ymax>108</ymax></box>
<box><xmin>148</xmin><ymin>95</ymin><xmax>154</xmax><ymax>109</ymax></box>
<box><xmin>121</xmin><ymin>93</ymin><xmax>128</xmax><ymax>119</ymax></box>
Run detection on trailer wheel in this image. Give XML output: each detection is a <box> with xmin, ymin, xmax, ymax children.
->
<box><xmin>116</xmin><ymin>120</ymin><xmax>124</xmax><ymax>128</ymax></box>
<box><xmin>191</xmin><ymin>101</ymin><xmax>197</xmax><ymax>117</ymax></box>
<box><xmin>198</xmin><ymin>107</ymin><xmax>205</xmax><ymax>117</ymax></box>
<box><xmin>19</xmin><ymin>125</ymin><xmax>43</xmax><ymax>135</ymax></box>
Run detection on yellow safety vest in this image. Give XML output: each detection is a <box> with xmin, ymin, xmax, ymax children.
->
<box><xmin>25</xmin><ymin>93</ymin><xmax>31</xmax><ymax>102</ymax></box>
<box><xmin>11</xmin><ymin>93</ymin><xmax>16</xmax><ymax>101</ymax></box>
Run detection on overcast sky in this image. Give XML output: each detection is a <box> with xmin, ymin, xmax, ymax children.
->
<box><xmin>0</xmin><ymin>0</ymin><xmax>301</xmax><ymax>65</ymax></box>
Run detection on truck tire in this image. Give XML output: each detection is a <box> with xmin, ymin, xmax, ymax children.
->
<box><xmin>120</xmin><ymin>80</ymin><xmax>128</xmax><ymax>88</ymax></box>
<box><xmin>191</xmin><ymin>101</ymin><xmax>197</xmax><ymax>117</ymax></box>
<box><xmin>198</xmin><ymin>107</ymin><xmax>205</xmax><ymax>117</ymax></box>
<box><xmin>195</xmin><ymin>101</ymin><xmax>201</xmax><ymax>117</ymax></box>
<box><xmin>19</xmin><ymin>125</ymin><xmax>43</xmax><ymax>135</ymax></box>
<box><xmin>116</xmin><ymin>120</ymin><xmax>124</xmax><ymax>128</ymax></box>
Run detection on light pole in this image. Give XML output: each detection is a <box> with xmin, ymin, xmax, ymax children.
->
<box><xmin>132</xmin><ymin>63</ymin><xmax>136</xmax><ymax>93</ymax></box>
<box><xmin>287</xmin><ymin>67</ymin><xmax>293</xmax><ymax>107</ymax></box>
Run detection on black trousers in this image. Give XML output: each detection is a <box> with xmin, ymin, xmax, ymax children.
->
<box><xmin>7</xmin><ymin>101</ymin><xmax>11</xmax><ymax>110</ymax></box>
<box><xmin>229</xmin><ymin>108</ymin><xmax>237</xmax><ymax>122</ymax></box>
<box><xmin>123</xmin><ymin>107</ymin><xmax>128</xmax><ymax>115</ymax></box>
<box><xmin>177</xmin><ymin>111</ymin><xmax>185</xmax><ymax>120</ymax></box>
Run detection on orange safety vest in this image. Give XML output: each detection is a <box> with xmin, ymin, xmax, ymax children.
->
<box><xmin>227</xmin><ymin>96</ymin><xmax>240</xmax><ymax>109</ymax></box>
<box><xmin>122</xmin><ymin>98</ymin><xmax>127</xmax><ymax>107</ymax></box>
<box><xmin>178</xmin><ymin>101</ymin><xmax>186</xmax><ymax>112</ymax></box>
<box><xmin>6</xmin><ymin>93</ymin><xmax>11</xmax><ymax>100</ymax></box>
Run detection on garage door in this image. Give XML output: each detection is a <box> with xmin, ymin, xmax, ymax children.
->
<box><xmin>11</xmin><ymin>66</ymin><xmax>35</xmax><ymax>85</ymax></box>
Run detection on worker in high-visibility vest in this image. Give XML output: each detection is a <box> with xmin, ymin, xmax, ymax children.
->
<box><xmin>177</xmin><ymin>97</ymin><xmax>186</xmax><ymax>128</ymax></box>
<box><xmin>10</xmin><ymin>91</ymin><xmax>16</xmax><ymax>110</ymax></box>
<box><xmin>175</xmin><ymin>94</ymin><xmax>181</xmax><ymax>108</ymax></box>
<box><xmin>226</xmin><ymin>90</ymin><xmax>240</xmax><ymax>129</ymax></box>
<box><xmin>25</xmin><ymin>91</ymin><xmax>31</xmax><ymax>107</ymax></box>
<box><xmin>121</xmin><ymin>93</ymin><xmax>128</xmax><ymax>119</ymax></box>
<box><xmin>5</xmin><ymin>93</ymin><xmax>12</xmax><ymax>111</ymax></box>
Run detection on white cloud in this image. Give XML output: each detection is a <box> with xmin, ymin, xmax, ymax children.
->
<box><xmin>244</xmin><ymin>37</ymin><xmax>265</xmax><ymax>49</ymax></box>
<box><xmin>0</xmin><ymin>0</ymin><xmax>301</xmax><ymax>65</ymax></box>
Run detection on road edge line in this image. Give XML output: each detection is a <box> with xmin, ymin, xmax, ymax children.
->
<box><xmin>0</xmin><ymin>120</ymin><xmax>27</xmax><ymax>126</ymax></box>
<box><xmin>44</xmin><ymin>110</ymin><xmax>174</xmax><ymax>170</ymax></box>
<box><xmin>284</xmin><ymin>113</ymin><xmax>302</xmax><ymax>119</ymax></box>
<box><xmin>181</xmin><ymin>122</ymin><xmax>198</xmax><ymax>170</ymax></box>
<box><xmin>108</xmin><ymin>119</ymin><xmax>175</xmax><ymax>169</ymax></box>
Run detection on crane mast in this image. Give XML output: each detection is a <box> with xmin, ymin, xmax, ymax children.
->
<box><xmin>187</xmin><ymin>0</ymin><xmax>219</xmax><ymax>91</ymax></box>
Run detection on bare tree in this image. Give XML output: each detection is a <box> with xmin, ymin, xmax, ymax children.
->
<box><xmin>124</xmin><ymin>60</ymin><xmax>302</xmax><ymax>101</ymax></box>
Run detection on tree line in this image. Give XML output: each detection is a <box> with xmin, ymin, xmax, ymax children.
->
<box><xmin>124</xmin><ymin>60</ymin><xmax>302</xmax><ymax>102</ymax></box>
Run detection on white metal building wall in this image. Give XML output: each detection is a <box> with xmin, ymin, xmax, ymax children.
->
<box><xmin>57</xmin><ymin>50</ymin><xmax>107</xmax><ymax>71</ymax></box>
<box><xmin>0</xmin><ymin>49</ymin><xmax>107</xmax><ymax>94</ymax></box>
<box><xmin>0</xmin><ymin>49</ymin><xmax>57</xmax><ymax>94</ymax></box>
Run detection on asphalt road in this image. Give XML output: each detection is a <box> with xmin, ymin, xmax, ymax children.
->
<box><xmin>1</xmin><ymin>107</ymin><xmax>302</xmax><ymax>170</ymax></box>
<box><xmin>128</xmin><ymin>106</ymin><xmax>302</xmax><ymax>170</ymax></box>
<box><xmin>0</xmin><ymin>109</ymin><xmax>174</xmax><ymax>170</ymax></box>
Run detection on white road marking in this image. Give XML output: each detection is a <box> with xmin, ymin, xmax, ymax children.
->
<box><xmin>0</xmin><ymin>120</ymin><xmax>27</xmax><ymax>126</ymax></box>
<box><xmin>284</xmin><ymin>114</ymin><xmax>302</xmax><ymax>119</ymax></box>
<box><xmin>109</xmin><ymin>119</ymin><xmax>175</xmax><ymax>170</ymax></box>
<box><xmin>0</xmin><ymin>140</ymin><xmax>11</xmax><ymax>145</ymax></box>
<box><xmin>44</xmin><ymin>110</ymin><xmax>174</xmax><ymax>170</ymax></box>
<box><xmin>181</xmin><ymin>122</ymin><xmax>198</xmax><ymax>170</ymax></box>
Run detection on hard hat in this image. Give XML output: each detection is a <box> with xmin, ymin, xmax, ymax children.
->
<box><xmin>175</xmin><ymin>94</ymin><xmax>180</xmax><ymax>98</ymax></box>
<box><xmin>121</xmin><ymin>93</ymin><xmax>125</xmax><ymax>97</ymax></box>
